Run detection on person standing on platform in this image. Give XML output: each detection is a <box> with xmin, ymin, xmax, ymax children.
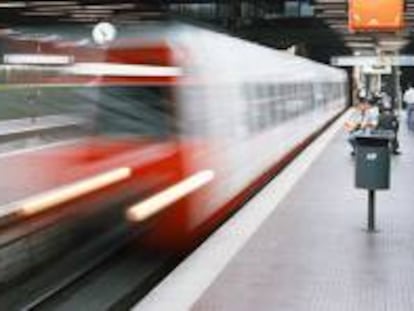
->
<box><xmin>377</xmin><ymin>105</ymin><xmax>401</xmax><ymax>155</ymax></box>
<box><xmin>403</xmin><ymin>84</ymin><xmax>414</xmax><ymax>131</ymax></box>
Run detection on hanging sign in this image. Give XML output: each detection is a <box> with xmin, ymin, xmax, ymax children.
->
<box><xmin>349</xmin><ymin>0</ymin><xmax>404</xmax><ymax>31</ymax></box>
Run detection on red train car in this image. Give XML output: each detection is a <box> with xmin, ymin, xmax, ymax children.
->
<box><xmin>1</xmin><ymin>23</ymin><xmax>347</xmax><ymax>251</ymax></box>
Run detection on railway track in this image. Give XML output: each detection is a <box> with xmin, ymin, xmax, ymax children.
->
<box><xmin>0</xmin><ymin>180</ymin><xmax>177</xmax><ymax>310</ymax></box>
<box><xmin>24</xmin><ymin>247</ymin><xmax>176</xmax><ymax>311</ymax></box>
<box><xmin>0</xmin><ymin>221</ymin><xmax>178</xmax><ymax>311</ymax></box>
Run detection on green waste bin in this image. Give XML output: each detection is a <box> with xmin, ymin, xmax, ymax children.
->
<box><xmin>354</xmin><ymin>130</ymin><xmax>393</xmax><ymax>190</ymax></box>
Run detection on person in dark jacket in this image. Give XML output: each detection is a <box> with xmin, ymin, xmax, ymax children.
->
<box><xmin>377</xmin><ymin>105</ymin><xmax>401</xmax><ymax>155</ymax></box>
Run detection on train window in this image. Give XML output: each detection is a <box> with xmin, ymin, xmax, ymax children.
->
<box><xmin>285</xmin><ymin>84</ymin><xmax>290</xmax><ymax>99</ymax></box>
<box><xmin>269</xmin><ymin>84</ymin><xmax>276</xmax><ymax>99</ymax></box>
<box><xmin>269</xmin><ymin>85</ymin><xmax>277</xmax><ymax>124</ymax></box>
<box><xmin>261</xmin><ymin>83</ymin><xmax>269</xmax><ymax>99</ymax></box>
<box><xmin>275</xmin><ymin>85</ymin><xmax>285</xmax><ymax>123</ymax></box>
<box><xmin>243</xmin><ymin>83</ymin><xmax>254</xmax><ymax>102</ymax></box>
<box><xmin>256</xmin><ymin>84</ymin><xmax>264</xmax><ymax>99</ymax></box>
<box><xmin>300</xmin><ymin>83</ymin><xmax>309</xmax><ymax>113</ymax></box>
<box><xmin>266</xmin><ymin>84</ymin><xmax>272</xmax><ymax>99</ymax></box>
<box><xmin>94</xmin><ymin>86</ymin><xmax>174</xmax><ymax>139</ymax></box>
<box><xmin>258</xmin><ymin>101</ymin><xmax>268</xmax><ymax>130</ymax></box>
<box><xmin>279</xmin><ymin>85</ymin><xmax>287</xmax><ymax>121</ymax></box>
<box><xmin>244</xmin><ymin>83</ymin><xmax>258</xmax><ymax>133</ymax></box>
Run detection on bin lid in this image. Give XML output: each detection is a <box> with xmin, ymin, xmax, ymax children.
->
<box><xmin>354</xmin><ymin>129</ymin><xmax>394</xmax><ymax>140</ymax></box>
<box><xmin>354</xmin><ymin>129</ymin><xmax>394</xmax><ymax>145</ymax></box>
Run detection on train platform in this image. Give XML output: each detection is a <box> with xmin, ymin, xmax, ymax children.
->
<box><xmin>135</xmin><ymin>111</ymin><xmax>414</xmax><ymax>311</ymax></box>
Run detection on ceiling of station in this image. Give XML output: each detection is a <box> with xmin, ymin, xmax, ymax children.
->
<box><xmin>0</xmin><ymin>1</ymin><xmax>166</xmax><ymax>24</ymax></box>
<box><xmin>0</xmin><ymin>1</ymin><xmax>414</xmax><ymax>58</ymax></box>
<box><xmin>314</xmin><ymin>0</ymin><xmax>414</xmax><ymax>54</ymax></box>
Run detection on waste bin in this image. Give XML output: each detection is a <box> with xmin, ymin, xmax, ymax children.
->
<box><xmin>354</xmin><ymin>130</ymin><xmax>393</xmax><ymax>190</ymax></box>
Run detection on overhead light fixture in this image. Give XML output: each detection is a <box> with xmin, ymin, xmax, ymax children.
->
<box><xmin>33</xmin><ymin>5</ymin><xmax>81</xmax><ymax>11</ymax></box>
<box><xmin>60</xmin><ymin>18</ymin><xmax>97</xmax><ymax>23</ymax></box>
<box><xmin>129</xmin><ymin>11</ymin><xmax>162</xmax><ymax>18</ymax></box>
<box><xmin>321</xmin><ymin>9</ymin><xmax>346</xmax><ymax>14</ymax></box>
<box><xmin>84</xmin><ymin>4</ymin><xmax>135</xmax><ymax>10</ymax></box>
<box><xmin>343</xmin><ymin>36</ymin><xmax>373</xmax><ymax>42</ymax></box>
<box><xmin>71</xmin><ymin>9</ymin><xmax>113</xmax><ymax>14</ymax></box>
<box><xmin>37</xmin><ymin>35</ymin><xmax>61</xmax><ymax>43</ymax></box>
<box><xmin>29</xmin><ymin>1</ymin><xmax>78</xmax><ymax>5</ymax></box>
<box><xmin>71</xmin><ymin>12</ymin><xmax>112</xmax><ymax>18</ymax></box>
<box><xmin>22</xmin><ymin>11</ymin><xmax>65</xmax><ymax>16</ymax></box>
<box><xmin>0</xmin><ymin>2</ymin><xmax>26</xmax><ymax>8</ymax></box>
<box><xmin>56</xmin><ymin>38</ymin><xmax>90</xmax><ymax>47</ymax></box>
<box><xmin>92</xmin><ymin>22</ymin><xmax>117</xmax><ymax>45</ymax></box>
<box><xmin>14</xmin><ymin>36</ymin><xmax>33</xmax><ymax>41</ymax></box>
<box><xmin>330</xmin><ymin>24</ymin><xmax>347</xmax><ymax>28</ymax></box>
<box><xmin>378</xmin><ymin>39</ymin><xmax>408</xmax><ymax>48</ymax></box>
<box><xmin>75</xmin><ymin>39</ymin><xmax>91</xmax><ymax>46</ymax></box>
<box><xmin>0</xmin><ymin>28</ymin><xmax>17</xmax><ymax>35</ymax></box>
<box><xmin>345</xmin><ymin>42</ymin><xmax>375</xmax><ymax>48</ymax></box>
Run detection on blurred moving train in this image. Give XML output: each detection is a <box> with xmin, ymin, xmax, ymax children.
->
<box><xmin>2</xmin><ymin>23</ymin><xmax>347</xmax><ymax>250</ymax></box>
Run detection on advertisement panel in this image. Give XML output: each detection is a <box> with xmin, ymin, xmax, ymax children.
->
<box><xmin>349</xmin><ymin>0</ymin><xmax>404</xmax><ymax>31</ymax></box>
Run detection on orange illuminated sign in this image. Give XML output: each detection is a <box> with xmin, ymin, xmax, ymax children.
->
<box><xmin>349</xmin><ymin>0</ymin><xmax>404</xmax><ymax>31</ymax></box>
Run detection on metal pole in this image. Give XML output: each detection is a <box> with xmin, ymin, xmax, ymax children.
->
<box><xmin>368</xmin><ymin>189</ymin><xmax>375</xmax><ymax>231</ymax></box>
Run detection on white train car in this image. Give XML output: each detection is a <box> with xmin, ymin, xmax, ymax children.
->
<box><xmin>166</xmin><ymin>24</ymin><xmax>348</xmax><ymax>237</ymax></box>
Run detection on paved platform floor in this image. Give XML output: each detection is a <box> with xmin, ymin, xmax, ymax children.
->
<box><xmin>193</xmin><ymin>121</ymin><xmax>414</xmax><ymax>310</ymax></box>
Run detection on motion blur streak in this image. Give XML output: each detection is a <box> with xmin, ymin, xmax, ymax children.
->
<box><xmin>126</xmin><ymin>170</ymin><xmax>215</xmax><ymax>222</ymax></box>
<box><xmin>3</xmin><ymin>54</ymin><xmax>73</xmax><ymax>65</ymax></box>
<box><xmin>63</xmin><ymin>63</ymin><xmax>183</xmax><ymax>77</ymax></box>
<box><xmin>18</xmin><ymin>167</ymin><xmax>132</xmax><ymax>216</ymax></box>
<box><xmin>0</xmin><ymin>63</ymin><xmax>183</xmax><ymax>77</ymax></box>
